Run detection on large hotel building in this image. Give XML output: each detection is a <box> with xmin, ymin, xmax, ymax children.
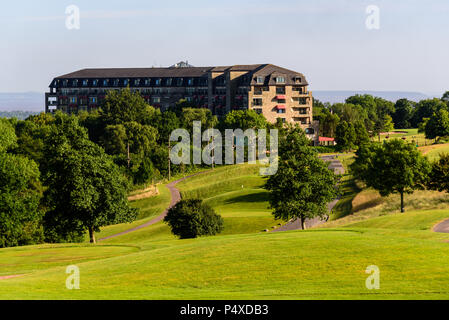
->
<box><xmin>46</xmin><ymin>63</ymin><xmax>318</xmax><ymax>143</ymax></box>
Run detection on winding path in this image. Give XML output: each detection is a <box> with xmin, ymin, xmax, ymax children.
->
<box><xmin>99</xmin><ymin>172</ymin><xmax>206</xmax><ymax>241</ymax></box>
<box><xmin>433</xmin><ymin>219</ymin><xmax>449</xmax><ymax>234</ymax></box>
<box><xmin>272</xmin><ymin>155</ymin><xmax>345</xmax><ymax>232</ymax></box>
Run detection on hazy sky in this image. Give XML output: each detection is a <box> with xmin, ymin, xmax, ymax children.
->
<box><xmin>1</xmin><ymin>0</ymin><xmax>448</xmax><ymax>95</ymax></box>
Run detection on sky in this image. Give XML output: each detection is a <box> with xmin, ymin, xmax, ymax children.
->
<box><xmin>0</xmin><ymin>0</ymin><xmax>448</xmax><ymax>95</ymax></box>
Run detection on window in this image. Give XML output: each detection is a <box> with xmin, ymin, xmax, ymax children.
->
<box><xmin>134</xmin><ymin>79</ymin><xmax>140</xmax><ymax>86</ymax></box>
<box><xmin>253</xmin><ymin>98</ymin><xmax>263</xmax><ymax>106</ymax></box>
<box><xmin>144</xmin><ymin>79</ymin><xmax>150</xmax><ymax>86</ymax></box>
<box><xmin>294</xmin><ymin>77</ymin><xmax>301</xmax><ymax>84</ymax></box>
<box><xmin>277</xmin><ymin>108</ymin><xmax>285</xmax><ymax>114</ymax></box>
<box><xmin>187</xmin><ymin>78</ymin><xmax>193</xmax><ymax>86</ymax></box>
<box><xmin>276</xmin><ymin>76</ymin><xmax>285</xmax><ymax>84</ymax></box>
<box><xmin>124</xmin><ymin>79</ymin><xmax>129</xmax><ymax>86</ymax></box>
<box><xmin>177</xmin><ymin>78</ymin><xmax>183</xmax><ymax>86</ymax></box>
<box><xmin>152</xmin><ymin>97</ymin><xmax>160</xmax><ymax>104</ymax></box>
<box><xmin>155</xmin><ymin>78</ymin><xmax>161</xmax><ymax>86</ymax></box>
<box><xmin>103</xmin><ymin>79</ymin><xmax>109</xmax><ymax>86</ymax></box>
<box><xmin>276</xmin><ymin>87</ymin><xmax>285</xmax><ymax>94</ymax></box>
<box><xmin>93</xmin><ymin>79</ymin><xmax>98</xmax><ymax>86</ymax></box>
<box><xmin>254</xmin><ymin>108</ymin><xmax>262</xmax><ymax>114</ymax></box>
<box><xmin>70</xmin><ymin>97</ymin><xmax>77</xmax><ymax>104</ymax></box>
<box><xmin>256</xmin><ymin>76</ymin><xmax>264</xmax><ymax>84</ymax></box>
<box><xmin>82</xmin><ymin>79</ymin><xmax>88</xmax><ymax>86</ymax></box>
<box><xmin>166</xmin><ymin>78</ymin><xmax>172</xmax><ymax>86</ymax></box>
<box><xmin>89</xmin><ymin>97</ymin><xmax>97</xmax><ymax>104</ymax></box>
<box><xmin>254</xmin><ymin>87</ymin><xmax>262</xmax><ymax>95</ymax></box>
<box><xmin>113</xmin><ymin>79</ymin><xmax>119</xmax><ymax>86</ymax></box>
<box><xmin>72</xmin><ymin>80</ymin><xmax>78</xmax><ymax>87</ymax></box>
<box><xmin>62</xmin><ymin>80</ymin><xmax>68</xmax><ymax>87</ymax></box>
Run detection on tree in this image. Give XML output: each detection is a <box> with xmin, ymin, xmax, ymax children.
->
<box><xmin>164</xmin><ymin>199</ymin><xmax>224</xmax><ymax>239</ymax></box>
<box><xmin>265</xmin><ymin>125</ymin><xmax>338</xmax><ymax>229</ymax></box>
<box><xmin>350</xmin><ymin>139</ymin><xmax>430</xmax><ymax>212</ymax></box>
<box><xmin>424</xmin><ymin>109</ymin><xmax>449</xmax><ymax>140</ymax></box>
<box><xmin>181</xmin><ymin>107</ymin><xmax>218</xmax><ymax>133</ymax></box>
<box><xmin>427</xmin><ymin>154</ymin><xmax>449</xmax><ymax>194</ymax></box>
<box><xmin>100</xmin><ymin>87</ymin><xmax>154</xmax><ymax>125</ymax></box>
<box><xmin>317</xmin><ymin>109</ymin><xmax>340</xmax><ymax>138</ymax></box>
<box><xmin>354</xmin><ymin>121</ymin><xmax>370</xmax><ymax>147</ymax></box>
<box><xmin>411</xmin><ymin>98</ymin><xmax>447</xmax><ymax>128</ymax></box>
<box><xmin>393</xmin><ymin>99</ymin><xmax>414</xmax><ymax>129</ymax></box>
<box><xmin>222</xmin><ymin>109</ymin><xmax>268</xmax><ymax>131</ymax></box>
<box><xmin>42</xmin><ymin>114</ymin><xmax>138</xmax><ymax>243</ymax></box>
<box><xmin>335</xmin><ymin>121</ymin><xmax>356</xmax><ymax>151</ymax></box>
<box><xmin>442</xmin><ymin>91</ymin><xmax>449</xmax><ymax>103</ymax></box>
<box><xmin>0</xmin><ymin>118</ymin><xmax>17</xmax><ymax>152</ymax></box>
<box><xmin>382</xmin><ymin>114</ymin><xmax>395</xmax><ymax>133</ymax></box>
<box><xmin>0</xmin><ymin>124</ymin><xmax>43</xmax><ymax>248</ymax></box>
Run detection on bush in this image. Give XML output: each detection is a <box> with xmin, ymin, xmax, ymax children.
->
<box><xmin>313</xmin><ymin>145</ymin><xmax>338</xmax><ymax>153</ymax></box>
<box><xmin>164</xmin><ymin>199</ymin><xmax>224</xmax><ymax>239</ymax></box>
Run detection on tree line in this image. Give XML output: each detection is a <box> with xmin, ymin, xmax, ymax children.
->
<box><xmin>314</xmin><ymin>92</ymin><xmax>449</xmax><ymax>151</ymax></box>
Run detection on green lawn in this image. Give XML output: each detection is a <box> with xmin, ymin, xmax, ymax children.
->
<box><xmin>3</xmin><ymin>163</ymin><xmax>449</xmax><ymax>299</ymax></box>
<box><xmin>424</xmin><ymin>143</ymin><xmax>449</xmax><ymax>161</ymax></box>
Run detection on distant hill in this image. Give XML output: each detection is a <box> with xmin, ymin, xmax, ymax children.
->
<box><xmin>312</xmin><ymin>91</ymin><xmax>438</xmax><ymax>104</ymax></box>
<box><xmin>0</xmin><ymin>92</ymin><xmax>44</xmax><ymax>112</ymax></box>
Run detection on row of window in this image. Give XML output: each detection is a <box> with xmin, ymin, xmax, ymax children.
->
<box><xmin>55</xmin><ymin>77</ymin><xmax>210</xmax><ymax>88</ymax></box>
<box><xmin>254</xmin><ymin>86</ymin><xmax>306</xmax><ymax>95</ymax></box>
<box><xmin>255</xmin><ymin>76</ymin><xmax>302</xmax><ymax>84</ymax></box>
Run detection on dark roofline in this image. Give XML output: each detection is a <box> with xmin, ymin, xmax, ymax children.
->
<box><xmin>50</xmin><ymin>64</ymin><xmax>309</xmax><ymax>86</ymax></box>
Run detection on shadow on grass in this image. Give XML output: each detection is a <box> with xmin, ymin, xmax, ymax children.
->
<box><xmin>223</xmin><ymin>191</ymin><xmax>269</xmax><ymax>205</ymax></box>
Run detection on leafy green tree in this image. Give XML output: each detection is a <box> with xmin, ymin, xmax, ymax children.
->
<box><xmin>0</xmin><ymin>130</ymin><xmax>43</xmax><ymax>247</ymax></box>
<box><xmin>154</xmin><ymin>111</ymin><xmax>181</xmax><ymax>144</ymax></box>
<box><xmin>442</xmin><ymin>91</ymin><xmax>449</xmax><ymax>103</ymax></box>
<box><xmin>335</xmin><ymin>121</ymin><xmax>356</xmax><ymax>151</ymax></box>
<box><xmin>265</xmin><ymin>125</ymin><xmax>338</xmax><ymax>229</ymax></box>
<box><xmin>0</xmin><ymin>118</ymin><xmax>17</xmax><ymax>152</ymax></box>
<box><xmin>316</xmin><ymin>109</ymin><xmax>340</xmax><ymax>138</ymax></box>
<box><xmin>418</xmin><ymin>117</ymin><xmax>430</xmax><ymax>134</ymax></box>
<box><xmin>222</xmin><ymin>109</ymin><xmax>268</xmax><ymax>130</ymax></box>
<box><xmin>164</xmin><ymin>199</ymin><xmax>224</xmax><ymax>239</ymax></box>
<box><xmin>42</xmin><ymin>114</ymin><xmax>138</xmax><ymax>243</ymax></box>
<box><xmin>411</xmin><ymin>98</ymin><xmax>447</xmax><ymax>128</ymax></box>
<box><xmin>354</xmin><ymin>121</ymin><xmax>370</xmax><ymax>147</ymax></box>
<box><xmin>393</xmin><ymin>99</ymin><xmax>414</xmax><ymax>129</ymax></box>
<box><xmin>100</xmin><ymin>87</ymin><xmax>154</xmax><ymax>125</ymax></box>
<box><xmin>350</xmin><ymin>139</ymin><xmax>430</xmax><ymax>212</ymax></box>
<box><xmin>181</xmin><ymin>107</ymin><xmax>218</xmax><ymax>133</ymax></box>
<box><xmin>427</xmin><ymin>154</ymin><xmax>449</xmax><ymax>194</ymax></box>
<box><xmin>424</xmin><ymin>109</ymin><xmax>449</xmax><ymax>140</ymax></box>
<box><xmin>383</xmin><ymin>114</ymin><xmax>395</xmax><ymax>132</ymax></box>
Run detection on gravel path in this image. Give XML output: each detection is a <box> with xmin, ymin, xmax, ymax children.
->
<box><xmin>99</xmin><ymin>172</ymin><xmax>206</xmax><ymax>241</ymax></box>
<box><xmin>272</xmin><ymin>155</ymin><xmax>345</xmax><ymax>232</ymax></box>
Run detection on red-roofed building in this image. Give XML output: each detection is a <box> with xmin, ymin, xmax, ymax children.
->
<box><xmin>319</xmin><ymin>136</ymin><xmax>336</xmax><ymax>146</ymax></box>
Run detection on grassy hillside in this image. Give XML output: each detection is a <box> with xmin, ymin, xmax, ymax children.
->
<box><xmin>3</xmin><ymin>162</ymin><xmax>449</xmax><ymax>300</ymax></box>
<box><xmin>2</xmin><ymin>221</ymin><xmax>449</xmax><ymax>299</ymax></box>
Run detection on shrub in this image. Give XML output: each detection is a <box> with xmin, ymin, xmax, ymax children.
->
<box><xmin>164</xmin><ymin>199</ymin><xmax>224</xmax><ymax>239</ymax></box>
